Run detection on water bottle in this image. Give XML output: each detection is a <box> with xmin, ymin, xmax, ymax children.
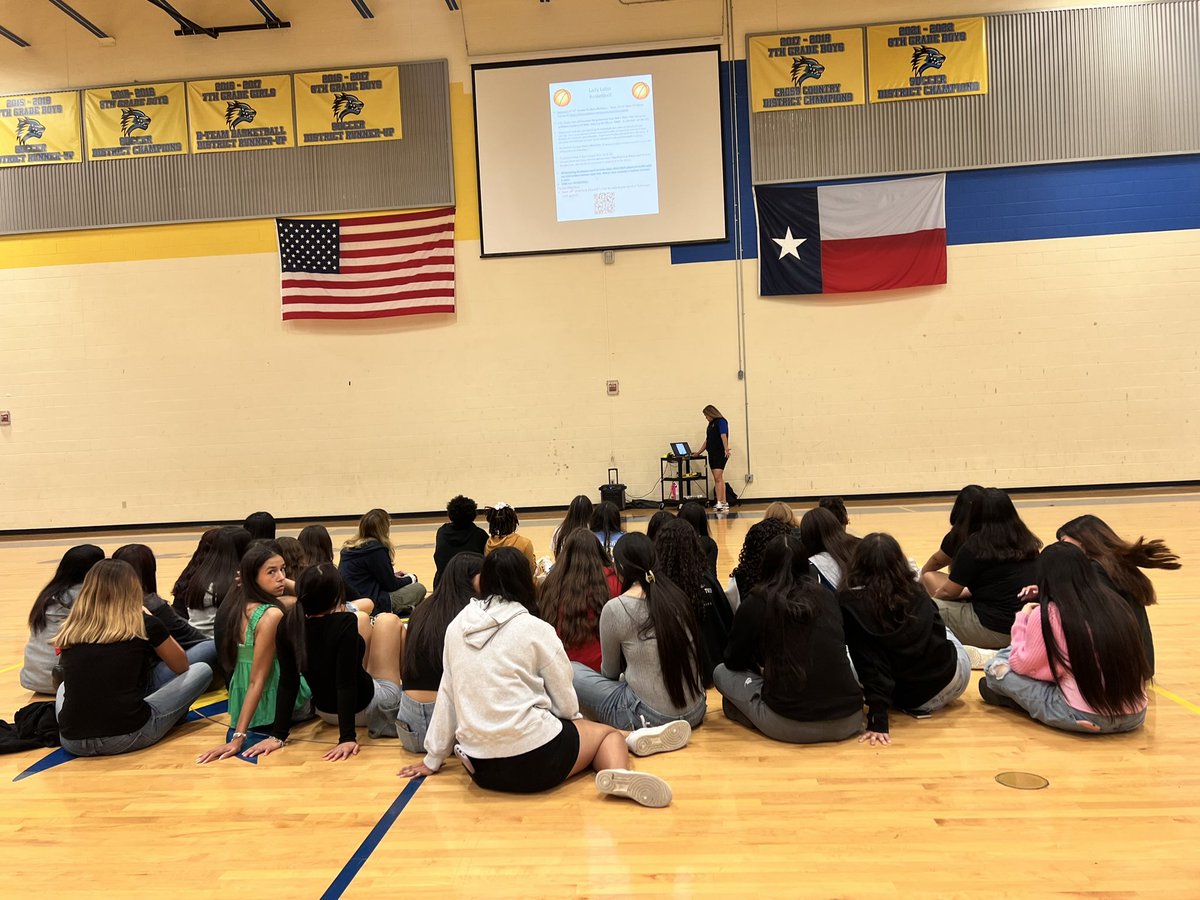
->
<box><xmin>670</xmin><ymin>482</ymin><xmax>678</xmax><ymax>501</ymax></box>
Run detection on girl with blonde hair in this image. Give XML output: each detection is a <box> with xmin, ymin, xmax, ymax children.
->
<box><xmin>339</xmin><ymin>508</ymin><xmax>427</xmax><ymax>614</ymax></box>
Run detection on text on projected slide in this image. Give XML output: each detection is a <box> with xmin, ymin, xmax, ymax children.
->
<box><xmin>549</xmin><ymin>75</ymin><xmax>659</xmax><ymax>223</ymax></box>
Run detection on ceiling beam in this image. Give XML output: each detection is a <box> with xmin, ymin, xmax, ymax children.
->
<box><xmin>0</xmin><ymin>23</ymin><xmax>30</xmax><ymax>47</ymax></box>
<box><xmin>247</xmin><ymin>0</ymin><xmax>284</xmax><ymax>27</ymax></box>
<box><xmin>350</xmin><ymin>0</ymin><xmax>375</xmax><ymax>20</ymax></box>
<box><xmin>145</xmin><ymin>0</ymin><xmax>219</xmax><ymax>39</ymax></box>
<box><xmin>46</xmin><ymin>0</ymin><xmax>110</xmax><ymax>39</ymax></box>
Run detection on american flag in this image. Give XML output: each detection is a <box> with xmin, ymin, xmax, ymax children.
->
<box><xmin>277</xmin><ymin>207</ymin><xmax>455</xmax><ymax>320</ymax></box>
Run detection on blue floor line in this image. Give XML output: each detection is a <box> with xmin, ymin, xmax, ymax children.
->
<box><xmin>320</xmin><ymin>776</ymin><xmax>426</xmax><ymax>899</ymax></box>
<box><xmin>13</xmin><ymin>746</ymin><xmax>76</xmax><ymax>781</ymax></box>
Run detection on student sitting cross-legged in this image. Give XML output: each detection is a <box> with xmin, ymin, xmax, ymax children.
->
<box><xmin>55</xmin><ymin>560</ymin><xmax>212</xmax><ymax>757</ymax></box>
<box><xmin>20</xmin><ymin>544</ymin><xmax>105</xmax><ymax>695</ymax></box>
<box><xmin>714</xmin><ymin>534</ymin><xmax>864</xmax><ymax>744</ymax></box>
<box><xmin>398</xmin><ymin>548</ymin><xmax>688</xmax><ymax>807</ymax></box>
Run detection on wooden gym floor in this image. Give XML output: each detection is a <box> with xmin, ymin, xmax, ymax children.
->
<box><xmin>1</xmin><ymin>491</ymin><xmax>1197</xmax><ymax>897</ymax></box>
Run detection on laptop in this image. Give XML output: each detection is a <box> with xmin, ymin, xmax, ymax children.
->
<box><xmin>669</xmin><ymin>441</ymin><xmax>692</xmax><ymax>459</ymax></box>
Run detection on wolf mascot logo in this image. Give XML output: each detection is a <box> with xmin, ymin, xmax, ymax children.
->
<box><xmin>16</xmin><ymin>117</ymin><xmax>46</xmax><ymax>145</ymax></box>
<box><xmin>121</xmin><ymin>108</ymin><xmax>151</xmax><ymax>137</ymax></box>
<box><xmin>225</xmin><ymin>101</ymin><xmax>257</xmax><ymax>131</ymax></box>
<box><xmin>911</xmin><ymin>45</ymin><xmax>946</xmax><ymax>76</ymax></box>
<box><xmin>790</xmin><ymin>56</ymin><xmax>826</xmax><ymax>87</ymax></box>
<box><xmin>332</xmin><ymin>92</ymin><xmax>365</xmax><ymax>122</ymax></box>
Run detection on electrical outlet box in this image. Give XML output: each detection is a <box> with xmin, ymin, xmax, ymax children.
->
<box><xmin>0</xmin><ymin>411</ymin><xmax>10</xmax><ymax>426</ymax></box>
<box><xmin>745</xmin><ymin>473</ymin><xmax>754</xmax><ymax>483</ymax></box>
<box><xmin>606</xmin><ymin>380</ymin><xmax>619</xmax><ymax>396</ymax></box>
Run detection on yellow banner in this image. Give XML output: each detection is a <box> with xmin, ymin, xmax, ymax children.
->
<box><xmin>0</xmin><ymin>91</ymin><xmax>82</xmax><ymax>167</ymax></box>
<box><xmin>294</xmin><ymin>66</ymin><xmax>402</xmax><ymax>145</ymax></box>
<box><xmin>186</xmin><ymin>74</ymin><xmax>294</xmax><ymax>153</ymax></box>
<box><xmin>867</xmin><ymin>18</ymin><xmax>988</xmax><ymax>103</ymax></box>
<box><xmin>84</xmin><ymin>82</ymin><xmax>187</xmax><ymax>161</ymax></box>
<box><xmin>748</xmin><ymin>29</ymin><xmax>865</xmax><ymax>112</ymax></box>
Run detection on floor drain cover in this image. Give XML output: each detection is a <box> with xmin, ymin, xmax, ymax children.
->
<box><xmin>995</xmin><ymin>771</ymin><xmax>1049</xmax><ymax>790</ymax></box>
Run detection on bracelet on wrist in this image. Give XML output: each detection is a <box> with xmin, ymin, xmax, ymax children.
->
<box><xmin>232</xmin><ymin>732</ymin><xmax>248</xmax><ymax>740</ymax></box>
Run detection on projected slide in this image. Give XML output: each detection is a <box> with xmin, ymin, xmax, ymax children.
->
<box><xmin>549</xmin><ymin>75</ymin><xmax>658</xmax><ymax>222</ymax></box>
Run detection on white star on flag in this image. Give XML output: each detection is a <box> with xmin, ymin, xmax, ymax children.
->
<box><xmin>772</xmin><ymin>227</ymin><xmax>806</xmax><ymax>260</ymax></box>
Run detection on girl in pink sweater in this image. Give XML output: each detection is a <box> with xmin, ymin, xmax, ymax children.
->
<box><xmin>979</xmin><ymin>542</ymin><xmax>1150</xmax><ymax>734</ymax></box>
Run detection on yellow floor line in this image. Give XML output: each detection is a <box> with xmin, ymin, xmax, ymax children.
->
<box><xmin>1151</xmin><ymin>684</ymin><xmax>1200</xmax><ymax>716</ymax></box>
<box><xmin>191</xmin><ymin>689</ymin><xmax>230</xmax><ymax>711</ymax></box>
<box><xmin>0</xmin><ymin>663</ymin><xmax>21</xmax><ymax>675</ymax></box>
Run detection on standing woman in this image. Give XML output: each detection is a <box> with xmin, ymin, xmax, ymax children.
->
<box><xmin>398</xmin><ymin>547</ymin><xmax>686</xmax><ymax>808</ymax></box>
<box><xmin>571</xmin><ymin>533</ymin><xmax>707</xmax><ymax>731</ymax></box>
<box><xmin>980</xmin><ymin>542</ymin><xmax>1150</xmax><ymax>734</ymax></box>
<box><xmin>1056</xmin><ymin>515</ymin><xmax>1180</xmax><ymax>675</ymax></box>
<box><xmin>840</xmin><ymin>534</ymin><xmax>971</xmax><ymax>746</ymax></box>
<box><xmin>694</xmin><ymin>404</ymin><xmax>732</xmax><ymax>511</ymax></box>
<box><xmin>398</xmin><ymin>552</ymin><xmax>484</xmax><ymax>752</ymax></box>
<box><xmin>715</xmin><ymin>535</ymin><xmax>863</xmax><ymax>744</ymax></box>
<box><xmin>21</xmin><ymin>544</ymin><xmax>105</xmax><ymax>695</ymax></box>
<box><xmin>195</xmin><ymin>544</ymin><xmax>312</xmax><ymax>763</ymax></box>
<box><xmin>55</xmin><ymin>560</ymin><xmax>211</xmax><ymax>757</ymax></box>
<box><xmin>339</xmin><ymin>508</ymin><xmax>426</xmax><ymax>615</ymax></box>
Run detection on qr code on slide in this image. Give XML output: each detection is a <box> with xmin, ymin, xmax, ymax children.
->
<box><xmin>593</xmin><ymin>192</ymin><xmax>616</xmax><ymax>215</ymax></box>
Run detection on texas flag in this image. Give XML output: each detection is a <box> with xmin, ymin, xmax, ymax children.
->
<box><xmin>756</xmin><ymin>174</ymin><xmax>947</xmax><ymax>296</ymax></box>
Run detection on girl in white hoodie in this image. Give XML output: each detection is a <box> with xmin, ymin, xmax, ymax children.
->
<box><xmin>397</xmin><ymin>548</ymin><xmax>690</xmax><ymax>807</ymax></box>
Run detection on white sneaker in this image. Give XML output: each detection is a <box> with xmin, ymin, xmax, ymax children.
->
<box><xmin>714</xmin><ymin>502</ymin><xmax>728</xmax><ymax>511</ymax></box>
<box><xmin>964</xmin><ymin>645</ymin><xmax>999</xmax><ymax>670</ymax></box>
<box><xmin>595</xmin><ymin>769</ymin><xmax>673</xmax><ymax>808</ymax></box>
<box><xmin>626</xmin><ymin>720</ymin><xmax>691</xmax><ymax>757</ymax></box>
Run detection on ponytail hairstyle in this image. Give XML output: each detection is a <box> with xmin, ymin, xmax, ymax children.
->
<box><xmin>652</xmin><ymin>519</ymin><xmax>706</xmax><ymax>620</ymax></box>
<box><xmin>344</xmin><ymin>508</ymin><xmax>395</xmax><ymax>561</ymax></box>
<box><xmin>612</xmin><ymin>533</ymin><xmax>702</xmax><ymax>709</ymax></box>
<box><xmin>279</xmin><ymin>563</ymin><xmax>344</xmax><ymax>673</ymax></box>
<box><xmin>185</xmin><ymin>525</ymin><xmax>251</xmax><ymax>610</ymax></box>
<box><xmin>818</xmin><ymin>497</ymin><xmax>849</xmax><ymax>528</ymax></box>
<box><xmin>752</xmin><ymin>534</ymin><xmax>825</xmax><ymax>690</ymax></box>
<box><xmin>276</xmin><ymin>536</ymin><xmax>305</xmax><ymax>582</ymax></box>
<box><xmin>52</xmin><ymin>559</ymin><xmax>146</xmax><ymax>649</ymax></box>
<box><xmin>28</xmin><ymin>544</ymin><xmax>105</xmax><ymax>632</ymax></box>
<box><xmin>112</xmin><ymin>544</ymin><xmax>157</xmax><ymax>596</ymax></box>
<box><xmin>214</xmin><ymin>543</ymin><xmax>288</xmax><ymax>675</ymax></box>
<box><xmin>589</xmin><ymin>501</ymin><xmax>623</xmax><ymax>548</ymax></box>
<box><xmin>298</xmin><ymin>524</ymin><xmax>335</xmax><ymax>569</ymax></box>
<box><xmin>676</xmin><ymin>500</ymin><xmax>711</xmax><ymax>539</ymax></box>
<box><xmin>1034</xmin><ymin>542</ymin><xmax>1150</xmax><ymax>717</ymax></box>
<box><xmin>486</xmin><ymin>503</ymin><xmax>520</xmax><ymax>539</ymax></box>
<box><xmin>406</xmin><ymin>552</ymin><xmax>483</xmax><ymax>682</ymax></box>
<box><xmin>798</xmin><ymin>507</ymin><xmax>860</xmax><ymax>574</ymax></box>
<box><xmin>552</xmin><ymin>495</ymin><xmax>594</xmax><ymax>556</ymax></box>
<box><xmin>1056</xmin><ymin>515</ymin><xmax>1180</xmax><ymax>607</ymax></box>
<box><xmin>646</xmin><ymin>510</ymin><xmax>675</xmax><ymax>542</ymax></box>
<box><xmin>480</xmin><ymin>546</ymin><xmax>539</xmax><ymax>615</ymax></box>
<box><xmin>733</xmin><ymin>518</ymin><xmax>793</xmax><ymax>597</ymax></box>
<box><xmin>539</xmin><ymin>531</ymin><xmax>609</xmax><ymax>646</ymax></box>
<box><xmin>172</xmin><ymin>527</ymin><xmax>219</xmax><ymax>602</ymax></box>
<box><xmin>945</xmin><ymin>484</ymin><xmax>985</xmax><ymax>556</ymax></box>
<box><xmin>763</xmin><ymin>501</ymin><xmax>798</xmax><ymax>527</ymax></box>
<box><xmin>842</xmin><ymin>533</ymin><xmax>924</xmax><ymax>626</ymax></box>
<box><xmin>963</xmin><ymin>488</ymin><xmax>1041</xmax><ymax>563</ymax></box>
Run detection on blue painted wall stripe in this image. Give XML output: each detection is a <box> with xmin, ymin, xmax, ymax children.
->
<box><xmin>320</xmin><ymin>776</ymin><xmax>426</xmax><ymax>900</ymax></box>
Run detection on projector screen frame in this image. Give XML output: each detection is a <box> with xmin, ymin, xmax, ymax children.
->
<box><xmin>472</xmin><ymin>44</ymin><xmax>729</xmax><ymax>258</ymax></box>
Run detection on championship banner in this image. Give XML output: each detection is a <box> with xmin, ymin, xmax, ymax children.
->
<box><xmin>0</xmin><ymin>91</ymin><xmax>82</xmax><ymax>167</ymax></box>
<box><xmin>748</xmin><ymin>29</ymin><xmax>865</xmax><ymax>112</ymax></box>
<box><xmin>294</xmin><ymin>66</ymin><xmax>402</xmax><ymax>145</ymax></box>
<box><xmin>867</xmin><ymin>18</ymin><xmax>988</xmax><ymax>103</ymax></box>
<box><xmin>186</xmin><ymin>74</ymin><xmax>294</xmax><ymax>153</ymax></box>
<box><xmin>84</xmin><ymin>82</ymin><xmax>187</xmax><ymax>161</ymax></box>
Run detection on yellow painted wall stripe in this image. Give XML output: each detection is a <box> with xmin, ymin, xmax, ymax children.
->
<box><xmin>0</xmin><ymin>83</ymin><xmax>479</xmax><ymax>270</ymax></box>
<box><xmin>1151</xmin><ymin>684</ymin><xmax>1200</xmax><ymax>717</ymax></box>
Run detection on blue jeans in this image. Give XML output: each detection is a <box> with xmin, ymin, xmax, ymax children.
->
<box><xmin>570</xmin><ymin>661</ymin><xmax>706</xmax><ymax>731</ymax></box>
<box><xmin>912</xmin><ymin>629</ymin><xmax>972</xmax><ymax>713</ymax></box>
<box><xmin>396</xmin><ymin>691</ymin><xmax>436</xmax><ymax>753</ymax></box>
<box><xmin>982</xmin><ymin>648</ymin><xmax>1146</xmax><ymax>734</ymax></box>
<box><xmin>149</xmin><ymin>640</ymin><xmax>217</xmax><ymax>693</ymax></box>
<box><xmin>57</xmin><ymin>663</ymin><xmax>213</xmax><ymax>756</ymax></box>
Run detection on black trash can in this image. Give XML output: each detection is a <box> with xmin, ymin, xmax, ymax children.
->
<box><xmin>600</xmin><ymin>468</ymin><xmax>626</xmax><ymax>510</ymax></box>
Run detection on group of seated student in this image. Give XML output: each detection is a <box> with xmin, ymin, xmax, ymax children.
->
<box><xmin>15</xmin><ymin>491</ymin><xmax>1179</xmax><ymax>802</ymax></box>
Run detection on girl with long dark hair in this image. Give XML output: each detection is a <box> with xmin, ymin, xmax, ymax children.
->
<box><xmin>919</xmin><ymin>484</ymin><xmax>985</xmax><ymax>586</ymax></box>
<box><xmin>798</xmin><ymin>507</ymin><xmax>860</xmax><ymax>591</ymax></box>
<box><xmin>653</xmin><ymin>518</ymin><xmax>733</xmax><ymax>687</ymax></box>
<box><xmin>20</xmin><ymin>544</ymin><xmax>106</xmax><ymax>694</ymax></box>
<box><xmin>398</xmin><ymin>547</ymin><xmax>688</xmax><ymax>808</ymax></box>
<box><xmin>551</xmin><ymin>495</ymin><xmax>595</xmax><ymax>558</ymax></box>
<box><xmin>980</xmin><ymin>542</ymin><xmax>1150</xmax><ymax>733</ymax></box>
<box><xmin>195</xmin><ymin>544</ymin><xmax>312</xmax><ymax>763</ymax></box>
<box><xmin>571</xmin><ymin>533</ymin><xmax>707</xmax><ymax>730</ymax></box>
<box><xmin>172</xmin><ymin>527</ymin><xmax>219</xmax><ymax>615</ymax></box>
<box><xmin>677</xmin><ymin>500</ymin><xmax>719</xmax><ymax>579</ymax></box>
<box><xmin>339</xmin><ymin>509</ymin><xmax>426</xmax><ymax>615</ymax></box>
<box><xmin>589</xmin><ymin>501</ymin><xmax>627</xmax><ymax>557</ymax></box>
<box><xmin>297</xmin><ymin>524</ymin><xmax>374</xmax><ymax>615</ymax></box>
<box><xmin>840</xmin><ymin>534</ymin><xmax>971</xmax><ymax>746</ymax></box>
<box><xmin>730</xmin><ymin>517</ymin><xmax>793</xmax><ymax>609</ymax></box>
<box><xmin>398</xmin><ymin>552</ymin><xmax>484</xmax><ymax>752</ymax></box>
<box><xmin>931</xmin><ymin>488</ymin><xmax>1042</xmax><ymax>651</ymax></box>
<box><xmin>247</xmin><ymin>564</ymin><xmax>406</xmax><ymax>761</ymax></box>
<box><xmin>715</xmin><ymin>535</ymin><xmax>863</xmax><ymax>744</ymax></box>
<box><xmin>1056</xmin><ymin>515</ymin><xmax>1179</xmax><ymax>675</ymax></box>
<box><xmin>183</xmin><ymin>525</ymin><xmax>251</xmax><ymax>638</ymax></box>
<box><xmin>54</xmin><ymin>560</ymin><xmax>211</xmax><ymax>757</ymax></box>
<box><xmin>539</xmin><ymin>531</ymin><xmax>612</xmax><ymax>672</ymax></box>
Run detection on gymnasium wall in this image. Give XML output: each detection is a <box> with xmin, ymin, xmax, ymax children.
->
<box><xmin>1</xmin><ymin>0</ymin><xmax>1197</xmax><ymax>530</ymax></box>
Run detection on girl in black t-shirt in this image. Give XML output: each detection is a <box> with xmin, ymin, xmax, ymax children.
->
<box><xmin>654</xmin><ymin>519</ymin><xmax>732</xmax><ymax>688</ymax></box>
<box><xmin>694</xmin><ymin>404</ymin><xmax>732</xmax><ymax>510</ymax></box>
<box><xmin>55</xmin><ymin>560</ymin><xmax>211</xmax><ymax>757</ymax></box>
<box><xmin>919</xmin><ymin>484</ymin><xmax>984</xmax><ymax>590</ymax></box>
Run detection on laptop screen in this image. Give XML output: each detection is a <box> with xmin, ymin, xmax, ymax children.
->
<box><xmin>670</xmin><ymin>441</ymin><xmax>691</xmax><ymax>457</ymax></box>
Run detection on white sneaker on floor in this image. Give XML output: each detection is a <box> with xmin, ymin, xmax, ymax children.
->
<box><xmin>713</xmin><ymin>502</ymin><xmax>728</xmax><ymax>511</ymax></box>
<box><xmin>596</xmin><ymin>769</ymin><xmax>673</xmax><ymax>808</ymax></box>
<box><xmin>964</xmin><ymin>645</ymin><xmax>999</xmax><ymax>670</ymax></box>
<box><xmin>626</xmin><ymin>720</ymin><xmax>691</xmax><ymax>757</ymax></box>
